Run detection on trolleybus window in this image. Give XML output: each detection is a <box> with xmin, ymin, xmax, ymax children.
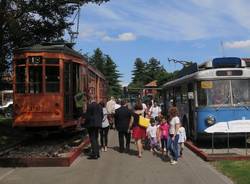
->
<box><xmin>232</xmin><ymin>80</ymin><xmax>250</xmax><ymax>105</ymax></box>
<box><xmin>181</xmin><ymin>85</ymin><xmax>188</xmax><ymax>104</ymax></box>
<box><xmin>28</xmin><ymin>66</ymin><xmax>42</xmax><ymax>93</ymax></box>
<box><xmin>46</xmin><ymin>66</ymin><xmax>60</xmax><ymax>92</ymax></box>
<box><xmin>175</xmin><ymin>87</ymin><xmax>182</xmax><ymax>104</ymax></box>
<box><xmin>198</xmin><ymin>80</ymin><xmax>231</xmax><ymax>106</ymax></box>
<box><xmin>15</xmin><ymin>65</ymin><xmax>26</xmax><ymax>93</ymax></box>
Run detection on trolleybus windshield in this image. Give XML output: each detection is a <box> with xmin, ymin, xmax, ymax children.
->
<box><xmin>197</xmin><ymin>79</ymin><xmax>250</xmax><ymax>107</ymax></box>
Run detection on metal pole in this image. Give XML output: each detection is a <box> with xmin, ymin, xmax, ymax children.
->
<box><xmin>212</xmin><ymin>133</ymin><xmax>214</xmax><ymax>154</ymax></box>
<box><xmin>245</xmin><ymin>133</ymin><xmax>248</xmax><ymax>156</ymax></box>
<box><xmin>227</xmin><ymin>132</ymin><xmax>230</xmax><ymax>154</ymax></box>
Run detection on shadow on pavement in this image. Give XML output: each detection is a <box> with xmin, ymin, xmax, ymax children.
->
<box><xmin>111</xmin><ymin>146</ymin><xmax>139</xmax><ymax>157</ymax></box>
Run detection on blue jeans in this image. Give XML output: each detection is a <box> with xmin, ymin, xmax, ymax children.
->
<box><xmin>168</xmin><ymin>134</ymin><xmax>179</xmax><ymax>161</ymax></box>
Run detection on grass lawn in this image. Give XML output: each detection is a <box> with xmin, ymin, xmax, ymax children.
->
<box><xmin>213</xmin><ymin>160</ymin><xmax>250</xmax><ymax>184</ymax></box>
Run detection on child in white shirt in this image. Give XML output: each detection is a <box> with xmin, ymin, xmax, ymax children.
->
<box><xmin>146</xmin><ymin>118</ymin><xmax>158</xmax><ymax>152</ymax></box>
<box><xmin>178</xmin><ymin>124</ymin><xmax>186</xmax><ymax>157</ymax></box>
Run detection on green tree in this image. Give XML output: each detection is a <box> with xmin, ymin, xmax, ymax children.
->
<box><xmin>129</xmin><ymin>58</ymin><xmax>147</xmax><ymax>88</ymax></box>
<box><xmin>129</xmin><ymin>57</ymin><xmax>177</xmax><ymax>89</ymax></box>
<box><xmin>144</xmin><ymin>57</ymin><xmax>164</xmax><ymax>83</ymax></box>
<box><xmin>89</xmin><ymin>48</ymin><xmax>105</xmax><ymax>73</ymax></box>
<box><xmin>88</xmin><ymin>48</ymin><xmax>122</xmax><ymax>97</ymax></box>
<box><xmin>0</xmin><ymin>0</ymin><xmax>108</xmax><ymax>88</ymax></box>
<box><xmin>103</xmin><ymin>55</ymin><xmax>122</xmax><ymax>97</ymax></box>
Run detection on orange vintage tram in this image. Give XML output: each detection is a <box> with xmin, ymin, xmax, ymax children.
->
<box><xmin>13</xmin><ymin>43</ymin><xmax>106</xmax><ymax>129</ymax></box>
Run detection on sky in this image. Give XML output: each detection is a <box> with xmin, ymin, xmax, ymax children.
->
<box><xmin>72</xmin><ymin>0</ymin><xmax>250</xmax><ymax>86</ymax></box>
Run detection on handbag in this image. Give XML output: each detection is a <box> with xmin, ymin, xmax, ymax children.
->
<box><xmin>138</xmin><ymin>116</ymin><xmax>150</xmax><ymax>128</ymax></box>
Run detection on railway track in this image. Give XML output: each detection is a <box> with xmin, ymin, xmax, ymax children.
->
<box><xmin>0</xmin><ymin>129</ymin><xmax>89</xmax><ymax>167</ymax></box>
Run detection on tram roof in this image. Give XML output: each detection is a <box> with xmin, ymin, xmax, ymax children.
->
<box><xmin>15</xmin><ymin>43</ymin><xmax>84</xmax><ymax>59</ymax></box>
<box><xmin>88</xmin><ymin>64</ymin><xmax>105</xmax><ymax>79</ymax></box>
<box><xmin>14</xmin><ymin>43</ymin><xmax>106</xmax><ymax>80</ymax></box>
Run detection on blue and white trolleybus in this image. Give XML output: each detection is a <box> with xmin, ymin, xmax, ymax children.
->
<box><xmin>162</xmin><ymin>57</ymin><xmax>250</xmax><ymax>140</ymax></box>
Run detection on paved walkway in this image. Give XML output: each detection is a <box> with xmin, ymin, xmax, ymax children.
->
<box><xmin>0</xmin><ymin>131</ymin><xmax>233</xmax><ymax>184</ymax></box>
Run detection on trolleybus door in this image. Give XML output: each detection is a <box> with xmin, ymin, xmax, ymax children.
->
<box><xmin>188</xmin><ymin>83</ymin><xmax>195</xmax><ymax>138</ymax></box>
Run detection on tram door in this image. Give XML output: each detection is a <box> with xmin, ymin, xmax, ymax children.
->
<box><xmin>188</xmin><ymin>83</ymin><xmax>195</xmax><ymax>138</ymax></box>
<box><xmin>64</xmin><ymin>62</ymin><xmax>80</xmax><ymax>120</ymax></box>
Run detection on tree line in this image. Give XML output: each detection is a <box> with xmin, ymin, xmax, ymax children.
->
<box><xmin>129</xmin><ymin>57</ymin><xmax>178</xmax><ymax>89</ymax></box>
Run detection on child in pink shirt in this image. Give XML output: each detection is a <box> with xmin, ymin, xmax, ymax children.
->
<box><xmin>158</xmin><ymin>116</ymin><xmax>169</xmax><ymax>157</ymax></box>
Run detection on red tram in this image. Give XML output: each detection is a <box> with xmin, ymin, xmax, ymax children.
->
<box><xmin>13</xmin><ymin>43</ymin><xmax>107</xmax><ymax>129</ymax></box>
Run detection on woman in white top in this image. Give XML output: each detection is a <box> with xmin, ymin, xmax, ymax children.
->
<box><xmin>99</xmin><ymin>101</ymin><xmax>110</xmax><ymax>152</ymax></box>
<box><xmin>168</xmin><ymin>106</ymin><xmax>180</xmax><ymax>165</ymax></box>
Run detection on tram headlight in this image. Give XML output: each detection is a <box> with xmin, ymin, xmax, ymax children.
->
<box><xmin>206</xmin><ymin>115</ymin><xmax>216</xmax><ymax>126</ymax></box>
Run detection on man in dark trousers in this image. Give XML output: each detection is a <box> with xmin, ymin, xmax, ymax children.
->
<box><xmin>114</xmin><ymin>100</ymin><xmax>132</xmax><ymax>153</ymax></box>
<box><xmin>84</xmin><ymin>98</ymin><xmax>103</xmax><ymax>159</ymax></box>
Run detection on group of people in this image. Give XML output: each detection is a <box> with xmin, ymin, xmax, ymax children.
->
<box><xmin>145</xmin><ymin>108</ymin><xmax>186</xmax><ymax>164</ymax></box>
<box><xmin>84</xmin><ymin>96</ymin><xmax>186</xmax><ymax>165</ymax></box>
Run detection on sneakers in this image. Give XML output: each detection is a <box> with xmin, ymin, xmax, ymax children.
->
<box><xmin>104</xmin><ymin>147</ymin><xmax>108</xmax><ymax>152</ymax></box>
<box><xmin>101</xmin><ymin>147</ymin><xmax>108</xmax><ymax>152</ymax></box>
<box><xmin>170</xmin><ymin>160</ymin><xmax>177</xmax><ymax>165</ymax></box>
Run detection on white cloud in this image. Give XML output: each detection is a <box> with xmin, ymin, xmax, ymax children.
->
<box><xmin>192</xmin><ymin>42</ymin><xmax>206</xmax><ymax>49</ymax></box>
<box><xmin>86</xmin><ymin>5</ymin><xmax>122</xmax><ymax>21</ymax></box>
<box><xmin>103</xmin><ymin>32</ymin><xmax>137</xmax><ymax>42</ymax></box>
<box><xmin>78</xmin><ymin>25</ymin><xmax>136</xmax><ymax>42</ymax></box>
<box><xmin>79</xmin><ymin>26</ymin><xmax>106</xmax><ymax>40</ymax></box>
<box><xmin>80</xmin><ymin>0</ymin><xmax>250</xmax><ymax>41</ymax></box>
<box><xmin>224</xmin><ymin>40</ymin><xmax>250</xmax><ymax>49</ymax></box>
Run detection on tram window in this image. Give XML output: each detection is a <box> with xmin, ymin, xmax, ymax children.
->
<box><xmin>45</xmin><ymin>58</ymin><xmax>59</xmax><ymax>65</ymax></box>
<box><xmin>15</xmin><ymin>66</ymin><xmax>26</xmax><ymax>93</ymax></box>
<box><xmin>15</xmin><ymin>59</ymin><xmax>26</xmax><ymax>65</ymax></box>
<box><xmin>64</xmin><ymin>63</ymin><xmax>70</xmax><ymax>93</ymax></box>
<box><xmin>28</xmin><ymin>66</ymin><xmax>42</xmax><ymax>93</ymax></box>
<box><xmin>46</xmin><ymin>66</ymin><xmax>60</xmax><ymax>92</ymax></box>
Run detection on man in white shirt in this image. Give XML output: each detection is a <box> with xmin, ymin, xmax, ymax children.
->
<box><xmin>149</xmin><ymin>102</ymin><xmax>162</xmax><ymax>119</ymax></box>
<box><xmin>106</xmin><ymin>96</ymin><xmax>116</xmax><ymax>129</ymax></box>
<box><xmin>106</xmin><ymin>96</ymin><xmax>116</xmax><ymax>114</ymax></box>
